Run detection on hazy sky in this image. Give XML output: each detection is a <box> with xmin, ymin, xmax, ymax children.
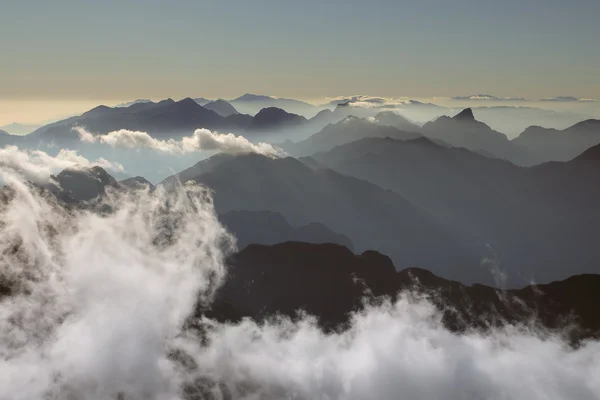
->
<box><xmin>1</xmin><ymin>0</ymin><xmax>599</xmax><ymax>121</ymax></box>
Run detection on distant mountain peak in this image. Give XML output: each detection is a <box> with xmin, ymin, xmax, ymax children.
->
<box><xmin>453</xmin><ymin>108</ymin><xmax>475</xmax><ymax>121</ymax></box>
<box><xmin>203</xmin><ymin>99</ymin><xmax>239</xmax><ymax>117</ymax></box>
<box><xmin>178</xmin><ymin>97</ymin><xmax>198</xmax><ymax>105</ymax></box>
<box><xmin>115</xmin><ymin>99</ymin><xmax>152</xmax><ymax>108</ymax></box>
<box><xmin>234</xmin><ymin>93</ymin><xmax>274</xmax><ymax>102</ymax></box>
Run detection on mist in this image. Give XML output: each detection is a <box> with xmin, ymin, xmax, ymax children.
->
<box><xmin>1</xmin><ymin>152</ymin><xmax>599</xmax><ymax>400</ymax></box>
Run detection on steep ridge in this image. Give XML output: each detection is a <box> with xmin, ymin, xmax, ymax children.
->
<box><xmin>249</xmin><ymin>107</ymin><xmax>307</xmax><ymax>131</ymax></box>
<box><xmin>23</xmin><ymin>98</ymin><xmax>235</xmax><ymax>146</ymax></box>
<box><xmin>209</xmin><ymin>242</ymin><xmax>600</xmax><ymax>340</ymax></box>
<box><xmin>513</xmin><ymin>119</ymin><xmax>600</xmax><ymax>163</ymax></box>
<box><xmin>309</xmin><ymin>136</ymin><xmax>600</xmax><ymax>285</ymax></box>
<box><xmin>162</xmin><ymin>153</ymin><xmax>483</xmax><ymax>283</ymax></box>
<box><xmin>287</xmin><ymin>116</ymin><xmax>421</xmax><ymax>156</ymax></box>
<box><xmin>372</xmin><ymin>111</ymin><xmax>422</xmax><ymax>132</ymax></box>
<box><xmin>422</xmin><ymin>108</ymin><xmax>530</xmax><ymax>165</ymax></box>
<box><xmin>219</xmin><ymin>210</ymin><xmax>354</xmax><ymax>250</ymax></box>
<box><xmin>202</xmin><ymin>99</ymin><xmax>239</xmax><ymax>117</ymax></box>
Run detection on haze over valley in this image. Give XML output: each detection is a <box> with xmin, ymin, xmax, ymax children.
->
<box><xmin>2</xmin><ymin>1</ymin><xmax>600</xmax><ymax>399</ymax></box>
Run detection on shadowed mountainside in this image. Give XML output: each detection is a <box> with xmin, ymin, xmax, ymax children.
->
<box><xmin>308</xmin><ymin>136</ymin><xmax>600</xmax><ymax>286</ymax></box>
<box><xmin>219</xmin><ymin>210</ymin><xmax>354</xmax><ymax>250</ymax></box>
<box><xmin>286</xmin><ymin>116</ymin><xmax>422</xmax><ymax>156</ymax></box>
<box><xmin>208</xmin><ymin>242</ymin><xmax>600</xmax><ymax>341</ymax></box>
<box><xmin>513</xmin><ymin>119</ymin><xmax>600</xmax><ymax>163</ymax></box>
<box><xmin>161</xmin><ymin>153</ymin><xmax>484</xmax><ymax>283</ymax></box>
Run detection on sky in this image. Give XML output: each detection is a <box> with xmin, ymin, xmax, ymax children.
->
<box><xmin>1</xmin><ymin>0</ymin><xmax>599</xmax><ymax>124</ymax></box>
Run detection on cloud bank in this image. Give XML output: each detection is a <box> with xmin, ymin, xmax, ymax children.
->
<box><xmin>0</xmin><ymin>171</ymin><xmax>234</xmax><ymax>399</ymax></box>
<box><xmin>0</xmin><ymin>145</ymin><xmax>123</xmax><ymax>184</ymax></box>
<box><xmin>452</xmin><ymin>94</ymin><xmax>526</xmax><ymax>101</ymax></box>
<box><xmin>1</xmin><ymin>151</ymin><xmax>599</xmax><ymax>400</ymax></box>
<box><xmin>74</xmin><ymin>127</ymin><xmax>283</xmax><ymax>157</ymax></box>
<box><xmin>540</xmin><ymin>96</ymin><xmax>599</xmax><ymax>103</ymax></box>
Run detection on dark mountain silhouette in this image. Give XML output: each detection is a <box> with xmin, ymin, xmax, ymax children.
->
<box><xmin>20</xmin><ymin>98</ymin><xmax>253</xmax><ymax>147</ymax></box>
<box><xmin>572</xmin><ymin>142</ymin><xmax>600</xmax><ymax>161</ymax></box>
<box><xmin>285</xmin><ymin>116</ymin><xmax>421</xmax><ymax>156</ymax></box>
<box><xmin>249</xmin><ymin>107</ymin><xmax>307</xmax><ymax>131</ymax></box>
<box><xmin>421</xmin><ymin>108</ymin><xmax>530</xmax><ymax>165</ymax></box>
<box><xmin>202</xmin><ymin>99</ymin><xmax>239</xmax><ymax>117</ymax></box>
<box><xmin>211</xmin><ymin>242</ymin><xmax>398</xmax><ymax>328</ymax></box>
<box><xmin>229</xmin><ymin>94</ymin><xmax>319</xmax><ymax>116</ymax></box>
<box><xmin>208</xmin><ymin>242</ymin><xmax>600</xmax><ymax>340</ymax></box>
<box><xmin>161</xmin><ymin>153</ymin><xmax>483</xmax><ymax>283</ymax></box>
<box><xmin>309</xmin><ymin>136</ymin><xmax>600</xmax><ymax>286</ymax></box>
<box><xmin>119</xmin><ymin>176</ymin><xmax>155</xmax><ymax>190</ymax></box>
<box><xmin>468</xmin><ymin>106</ymin><xmax>588</xmax><ymax>137</ymax></box>
<box><xmin>224</xmin><ymin>113</ymin><xmax>253</xmax><ymax>129</ymax></box>
<box><xmin>453</xmin><ymin>107</ymin><xmax>475</xmax><ymax>120</ymax></box>
<box><xmin>513</xmin><ymin>119</ymin><xmax>600</xmax><ymax>163</ymax></box>
<box><xmin>219</xmin><ymin>210</ymin><xmax>353</xmax><ymax>250</ymax></box>
<box><xmin>46</xmin><ymin>166</ymin><xmax>120</xmax><ymax>202</ymax></box>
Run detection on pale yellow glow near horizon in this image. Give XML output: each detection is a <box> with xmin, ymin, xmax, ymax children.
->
<box><xmin>0</xmin><ymin>97</ymin><xmax>326</xmax><ymax>127</ymax></box>
<box><xmin>0</xmin><ymin>99</ymin><xmax>124</xmax><ymax>128</ymax></box>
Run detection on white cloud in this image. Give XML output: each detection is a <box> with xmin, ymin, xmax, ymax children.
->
<box><xmin>74</xmin><ymin>127</ymin><xmax>283</xmax><ymax>157</ymax></box>
<box><xmin>0</xmin><ymin>168</ymin><xmax>599</xmax><ymax>399</ymax></box>
<box><xmin>326</xmin><ymin>95</ymin><xmax>412</xmax><ymax>109</ymax></box>
<box><xmin>0</xmin><ymin>172</ymin><xmax>234</xmax><ymax>399</ymax></box>
<box><xmin>0</xmin><ymin>145</ymin><xmax>124</xmax><ymax>185</ymax></box>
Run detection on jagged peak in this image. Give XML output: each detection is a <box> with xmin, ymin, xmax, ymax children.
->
<box><xmin>453</xmin><ymin>108</ymin><xmax>475</xmax><ymax>121</ymax></box>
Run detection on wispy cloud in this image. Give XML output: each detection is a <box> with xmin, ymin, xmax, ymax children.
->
<box><xmin>74</xmin><ymin>127</ymin><xmax>283</xmax><ymax>157</ymax></box>
<box><xmin>0</xmin><ymin>145</ymin><xmax>123</xmax><ymax>184</ymax></box>
<box><xmin>452</xmin><ymin>94</ymin><xmax>526</xmax><ymax>101</ymax></box>
<box><xmin>324</xmin><ymin>95</ymin><xmax>412</xmax><ymax>108</ymax></box>
<box><xmin>539</xmin><ymin>96</ymin><xmax>598</xmax><ymax>103</ymax></box>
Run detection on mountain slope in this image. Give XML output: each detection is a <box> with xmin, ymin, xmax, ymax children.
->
<box><xmin>229</xmin><ymin>93</ymin><xmax>318</xmax><ymax>116</ymax></box>
<box><xmin>286</xmin><ymin>116</ymin><xmax>422</xmax><ymax>156</ymax></box>
<box><xmin>162</xmin><ymin>153</ymin><xmax>482</xmax><ymax>283</ymax></box>
<box><xmin>422</xmin><ymin>108</ymin><xmax>530</xmax><ymax>165</ymax></box>
<box><xmin>219</xmin><ymin>210</ymin><xmax>353</xmax><ymax>250</ymax></box>
<box><xmin>210</xmin><ymin>242</ymin><xmax>600</xmax><ymax>340</ymax></box>
<box><xmin>309</xmin><ymin>136</ymin><xmax>600</xmax><ymax>286</ymax></box>
<box><xmin>23</xmin><ymin>98</ymin><xmax>245</xmax><ymax>146</ymax></box>
<box><xmin>372</xmin><ymin>111</ymin><xmax>421</xmax><ymax>132</ymax></box>
<box><xmin>513</xmin><ymin>119</ymin><xmax>600</xmax><ymax>163</ymax></box>
<box><xmin>202</xmin><ymin>99</ymin><xmax>239</xmax><ymax>117</ymax></box>
<box><xmin>249</xmin><ymin>107</ymin><xmax>307</xmax><ymax>131</ymax></box>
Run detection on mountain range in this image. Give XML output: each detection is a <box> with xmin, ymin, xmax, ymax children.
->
<box><xmin>228</xmin><ymin>94</ymin><xmax>319</xmax><ymax>116</ymax></box>
<box><xmin>3</xmin><ymin>94</ymin><xmax>599</xmax><ymax>170</ymax></box>
<box><xmin>161</xmin><ymin>153</ymin><xmax>490</xmax><ymax>284</ymax></box>
<box><xmin>308</xmin><ymin>134</ymin><xmax>600</xmax><ymax>285</ymax></box>
<box><xmin>208</xmin><ymin>242</ymin><xmax>600</xmax><ymax>341</ymax></box>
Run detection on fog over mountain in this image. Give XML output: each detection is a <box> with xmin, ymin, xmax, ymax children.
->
<box><xmin>0</xmin><ymin>122</ymin><xmax>42</xmax><ymax>135</ymax></box>
<box><xmin>2</xmin><ymin>147</ymin><xmax>600</xmax><ymax>399</ymax></box>
<box><xmin>202</xmin><ymin>99</ymin><xmax>239</xmax><ymax>117</ymax></box>
<box><xmin>1</xmin><ymin>91</ymin><xmax>600</xmax><ymax>399</ymax></box>
<box><xmin>229</xmin><ymin>94</ymin><xmax>320</xmax><ymax>117</ymax></box>
<box><xmin>3</xmin><ymin>0</ymin><xmax>600</xmax><ymax>395</ymax></box>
